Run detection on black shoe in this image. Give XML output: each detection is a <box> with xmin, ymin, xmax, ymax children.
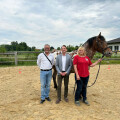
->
<box><xmin>56</xmin><ymin>99</ymin><xmax>61</xmax><ymax>104</ymax></box>
<box><xmin>64</xmin><ymin>98</ymin><xmax>69</xmax><ymax>102</ymax></box>
<box><xmin>40</xmin><ymin>100</ymin><xmax>45</xmax><ymax>104</ymax></box>
<box><xmin>45</xmin><ymin>97</ymin><xmax>51</xmax><ymax>101</ymax></box>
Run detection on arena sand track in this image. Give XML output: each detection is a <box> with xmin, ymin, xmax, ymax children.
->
<box><xmin>0</xmin><ymin>65</ymin><xmax>120</xmax><ymax>120</ymax></box>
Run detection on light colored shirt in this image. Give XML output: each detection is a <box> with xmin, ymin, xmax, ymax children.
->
<box><xmin>62</xmin><ymin>55</ymin><xmax>66</xmax><ymax>71</ymax></box>
<box><xmin>37</xmin><ymin>53</ymin><xmax>54</xmax><ymax>69</ymax></box>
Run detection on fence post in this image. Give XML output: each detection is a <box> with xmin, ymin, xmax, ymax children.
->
<box><xmin>14</xmin><ymin>51</ymin><xmax>18</xmax><ymax>65</ymax></box>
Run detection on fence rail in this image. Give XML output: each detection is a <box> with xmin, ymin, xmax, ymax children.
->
<box><xmin>0</xmin><ymin>51</ymin><xmax>41</xmax><ymax>65</ymax></box>
<box><xmin>0</xmin><ymin>51</ymin><xmax>120</xmax><ymax>65</ymax></box>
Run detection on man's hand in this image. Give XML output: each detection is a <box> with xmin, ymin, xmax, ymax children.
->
<box><xmin>60</xmin><ymin>72</ymin><xmax>63</xmax><ymax>76</ymax></box>
<box><xmin>62</xmin><ymin>72</ymin><xmax>67</xmax><ymax>76</ymax></box>
<box><xmin>60</xmin><ymin>72</ymin><xmax>67</xmax><ymax>76</ymax></box>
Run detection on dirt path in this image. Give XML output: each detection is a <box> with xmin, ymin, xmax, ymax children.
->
<box><xmin>0</xmin><ymin>65</ymin><xmax>120</xmax><ymax>120</ymax></box>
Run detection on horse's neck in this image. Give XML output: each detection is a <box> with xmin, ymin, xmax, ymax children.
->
<box><xmin>83</xmin><ymin>43</ymin><xmax>96</xmax><ymax>60</ymax></box>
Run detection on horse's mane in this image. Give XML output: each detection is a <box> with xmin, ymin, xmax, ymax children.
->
<box><xmin>84</xmin><ymin>35</ymin><xmax>105</xmax><ymax>48</ymax></box>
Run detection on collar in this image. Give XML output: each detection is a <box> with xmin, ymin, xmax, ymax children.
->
<box><xmin>44</xmin><ymin>52</ymin><xmax>50</xmax><ymax>56</ymax></box>
<box><xmin>62</xmin><ymin>53</ymin><xmax>66</xmax><ymax>56</ymax></box>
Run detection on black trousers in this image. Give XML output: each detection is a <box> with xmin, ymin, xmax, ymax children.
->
<box><xmin>57</xmin><ymin>74</ymin><xmax>69</xmax><ymax>100</ymax></box>
<box><xmin>75</xmin><ymin>74</ymin><xmax>89</xmax><ymax>101</ymax></box>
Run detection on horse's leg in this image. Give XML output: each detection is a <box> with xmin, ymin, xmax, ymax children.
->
<box><xmin>53</xmin><ymin>67</ymin><xmax>57</xmax><ymax>90</ymax></box>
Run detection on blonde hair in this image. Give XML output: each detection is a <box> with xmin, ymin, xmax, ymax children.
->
<box><xmin>77</xmin><ymin>46</ymin><xmax>86</xmax><ymax>56</ymax></box>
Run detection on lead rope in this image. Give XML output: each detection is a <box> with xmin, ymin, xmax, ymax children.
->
<box><xmin>87</xmin><ymin>54</ymin><xmax>104</xmax><ymax>87</ymax></box>
<box><xmin>73</xmin><ymin>54</ymin><xmax>104</xmax><ymax>95</ymax></box>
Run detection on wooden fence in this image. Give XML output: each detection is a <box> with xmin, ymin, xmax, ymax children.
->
<box><xmin>0</xmin><ymin>51</ymin><xmax>41</xmax><ymax>65</ymax></box>
<box><xmin>0</xmin><ymin>51</ymin><xmax>120</xmax><ymax>65</ymax></box>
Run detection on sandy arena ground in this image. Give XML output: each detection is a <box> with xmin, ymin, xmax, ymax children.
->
<box><xmin>0</xmin><ymin>65</ymin><xmax>120</xmax><ymax>120</ymax></box>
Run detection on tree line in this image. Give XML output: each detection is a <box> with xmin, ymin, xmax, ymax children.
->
<box><xmin>0</xmin><ymin>41</ymin><xmax>82</xmax><ymax>52</ymax></box>
<box><xmin>0</xmin><ymin>41</ymin><xmax>36</xmax><ymax>52</ymax></box>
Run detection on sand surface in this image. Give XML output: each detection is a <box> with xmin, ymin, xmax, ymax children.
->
<box><xmin>0</xmin><ymin>65</ymin><xmax>120</xmax><ymax>120</ymax></box>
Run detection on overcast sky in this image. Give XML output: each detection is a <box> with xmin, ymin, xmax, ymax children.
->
<box><xmin>0</xmin><ymin>0</ymin><xmax>120</xmax><ymax>49</ymax></box>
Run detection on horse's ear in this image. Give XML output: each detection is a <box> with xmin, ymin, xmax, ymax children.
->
<box><xmin>98</xmin><ymin>32</ymin><xmax>101</xmax><ymax>37</ymax></box>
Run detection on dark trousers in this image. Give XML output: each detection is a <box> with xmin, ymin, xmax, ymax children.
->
<box><xmin>75</xmin><ymin>74</ymin><xmax>89</xmax><ymax>101</ymax></box>
<box><xmin>57</xmin><ymin>75</ymin><xmax>69</xmax><ymax>100</ymax></box>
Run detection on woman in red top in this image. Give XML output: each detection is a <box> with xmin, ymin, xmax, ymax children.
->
<box><xmin>73</xmin><ymin>47</ymin><xmax>102</xmax><ymax>106</ymax></box>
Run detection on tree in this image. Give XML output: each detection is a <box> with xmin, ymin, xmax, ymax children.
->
<box><xmin>57</xmin><ymin>47</ymin><xmax>60</xmax><ymax>50</ymax></box>
<box><xmin>0</xmin><ymin>46</ymin><xmax>6</xmax><ymax>53</ymax></box>
<box><xmin>19</xmin><ymin>42</ymin><xmax>28</xmax><ymax>51</ymax></box>
<box><xmin>27</xmin><ymin>47</ymin><xmax>32</xmax><ymax>51</ymax></box>
<box><xmin>42</xmin><ymin>48</ymin><xmax>44</xmax><ymax>51</ymax></box>
<box><xmin>75</xmin><ymin>45</ymin><xmax>79</xmax><ymax>50</ymax></box>
<box><xmin>50</xmin><ymin>46</ymin><xmax>54</xmax><ymax>51</ymax></box>
<box><xmin>31</xmin><ymin>46</ymin><xmax>36</xmax><ymax>51</ymax></box>
<box><xmin>80</xmin><ymin>43</ymin><xmax>83</xmax><ymax>46</ymax></box>
<box><xmin>4</xmin><ymin>44</ymin><xmax>12</xmax><ymax>51</ymax></box>
<box><xmin>11</xmin><ymin>41</ymin><xmax>18</xmax><ymax>51</ymax></box>
<box><xmin>66</xmin><ymin>45</ymin><xmax>75</xmax><ymax>52</ymax></box>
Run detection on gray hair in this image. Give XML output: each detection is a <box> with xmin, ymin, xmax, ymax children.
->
<box><xmin>44</xmin><ymin>44</ymin><xmax>50</xmax><ymax>48</ymax></box>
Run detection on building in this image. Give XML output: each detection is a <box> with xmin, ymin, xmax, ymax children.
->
<box><xmin>107</xmin><ymin>38</ymin><xmax>120</xmax><ymax>51</ymax></box>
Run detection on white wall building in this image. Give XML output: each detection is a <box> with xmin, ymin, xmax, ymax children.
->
<box><xmin>107</xmin><ymin>38</ymin><xmax>120</xmax><ymax>51</ymax></box>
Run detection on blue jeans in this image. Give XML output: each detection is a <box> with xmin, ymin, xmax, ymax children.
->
<box><xmin>75</xmin><ymin>74</ymin><xmax>89</xmax><ymax>101</ymax></box>
<box><xmin>40</xmin><ymin>70</ymin><xmax>52</xmax><ymax>100</ymax></box>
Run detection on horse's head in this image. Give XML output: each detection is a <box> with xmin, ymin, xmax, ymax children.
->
<box><xmin>94</xmin><ymin>32</ymin><xmax>112</xmax><ymax>57</ymax></box>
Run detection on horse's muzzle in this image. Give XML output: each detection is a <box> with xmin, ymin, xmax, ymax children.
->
<box><xmin>104</xmin><ymin>51</ymin><xmax>112</xmax><ymax>57</ymax></box>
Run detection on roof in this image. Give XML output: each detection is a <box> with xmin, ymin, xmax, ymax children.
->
<box><xmin>107</xmin><ymin>38</ymin><xmax>120</xmax><ymax>44</ymax></box>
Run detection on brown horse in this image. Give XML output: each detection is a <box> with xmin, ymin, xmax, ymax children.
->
<box><xmin>52</xmin><ymin>32</ymin><xmax>112</xmax><ymax>89</ymax></box>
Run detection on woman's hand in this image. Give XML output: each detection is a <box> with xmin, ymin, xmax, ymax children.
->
<box><xmin>90</xmin><ymin>58</ymin><xmax>103</xmax><ymax>67</ymax></box>
<box><xmin>74</xmin><ymin>64</ymin><xmax>80</xmax><ymax>80</ymax></box>
<box><xmin>98</xmin><ymin>58</ymin><xmax>102</xmax><ymax>63</ymax></box>
<box><xmin>76</xmin><ymin>75</ymin><xmax>80</xmax><ymax>80</ymax></box>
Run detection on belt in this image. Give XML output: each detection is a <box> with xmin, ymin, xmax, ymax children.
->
<box><xmin>62</xmin><ymin>71</ymin><xmax>66</xmax><ymax>72</ymax></box>
<box><xmin>41</xmin><ymin>68</ymin><xmax>52</xmax><ymax>71</ymax></box>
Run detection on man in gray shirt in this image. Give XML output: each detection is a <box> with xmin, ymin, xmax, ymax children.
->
<box><xmin>55</xmin><ymin>45</ymin><xmax>72</xmax><ymax>104</ymax></box>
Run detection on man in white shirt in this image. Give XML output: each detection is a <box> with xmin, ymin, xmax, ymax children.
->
<box><xmin>37</xmin><ymin>44</ymin><xmax>54</xmax><ymax>104</ymax></box>
<box><xmin>55</xmin><ymin>45</ymin><xmax>72</xmax><ymax>104</ymax></box>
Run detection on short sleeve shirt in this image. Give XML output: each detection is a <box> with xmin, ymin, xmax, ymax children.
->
<box><xmin>73</xmin><ymin>55</ymin><xmax>92</xmax><ymax>77</ymax></box>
